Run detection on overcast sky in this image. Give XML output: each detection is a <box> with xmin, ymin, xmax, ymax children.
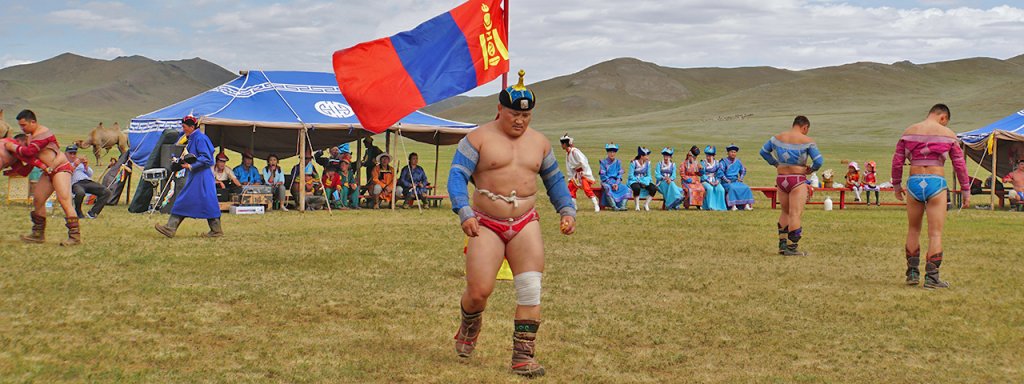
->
<box><xmin>2</xmin><ymin>0</ymin><xmax>1022</xmax><ymax>95</ymax></box>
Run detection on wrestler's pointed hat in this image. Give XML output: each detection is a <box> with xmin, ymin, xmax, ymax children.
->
<box><xmin>499</xmin><ymin>70</ymin><xmax>535</xmax><ymax>111</ymax></box>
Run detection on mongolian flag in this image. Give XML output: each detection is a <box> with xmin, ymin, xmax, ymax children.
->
<box><xmin>332</xmin><ymin>0</ymin><xmax>509</xmax><ymax>133</ymax></box>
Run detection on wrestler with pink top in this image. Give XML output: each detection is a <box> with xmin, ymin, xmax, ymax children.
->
<box><xmin>891</xmin><ymin>104</ymin><xmax>969</xmax><ymax>289</ymax></box>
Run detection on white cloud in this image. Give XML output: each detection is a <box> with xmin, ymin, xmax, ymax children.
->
<box><xmin>20</xmin><ymin>0</ymin><xmax>1024</xmax><ymax>96</ymax></box>
<box><xmin>94</xmin><ymin>47</ymin><xmax>126</xmax><ymax>59</ymax></box>
<box><xmin>1</xmin><ymin>58</ymin><xmax>35</xmax><ymax>69</ymax></box>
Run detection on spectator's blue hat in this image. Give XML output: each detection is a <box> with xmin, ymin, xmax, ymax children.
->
<box><xmin>605</xmin><ymin>143</ymin><xmax>619</xmax><ymax>152</ymax></box>
<box><xmin>661</xmin><ymin>147</ymin><xmax>674</xmax><ymax>156</ymax></box>
<box><xmin>64</xmin><ymin>144</ymin><xmax>78</xmax><ymax>153</ymax></box>
<box><xmin>499</xmin><ymin>70</ymin><xmax>535</xmax><ymax>111</ymax></box>
<box><xmin>726</xmin><ymin>143</ymin><xmax>739</xmax><ymax>152</ymax></box>
<box><xmin>337</xmin><ymin>143</ymin><xmax>351</xmax><ymax>154</ymax></box>
<box><xmin>637</xmin><ymin>146</ymin><xmax>651</xmax><ymax>157</ymax></box>
<box><xmin>704</xmin><ymin>145</ymin><xmax>716</xmax><ymax>155</ymax></box>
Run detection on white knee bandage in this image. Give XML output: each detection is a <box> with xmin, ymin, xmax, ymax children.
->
<box><xmin>513</xmin><ymin>271</ymin><xmax>543</xmax><ymax>306</ymax></box>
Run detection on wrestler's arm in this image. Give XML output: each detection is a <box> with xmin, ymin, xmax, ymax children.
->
<box><xmin>807</xmin><ymin>143</ymin><xmax>824</xmax><ymax>173</ymax></box>
<box><xmin>891</xmin><ymin>139</ymin><xmax>907</xmax><ymax>200</ymax></box>
<box><xmin>448</xmin><ymin>137</ymin><xmax>479</xmax><ymax>224</ymax></box>
<box><xmin>760</xmin><ymin>140</ymin><xmax>778</xmax><ymax>166</ymax></box>
<box><xmin>540</xmin><ymin>147</ymin><xmax>577</xmax><ymax>234</ymax></box>
<box><xmin>540</xmin><ymin>148</ymin><xmax>577</xmax><ymax>218</ymax></box>
<box><xmin>949</xmin><ymin>143</ymin><xmax>971</xmax><ymax>206</ymax></box>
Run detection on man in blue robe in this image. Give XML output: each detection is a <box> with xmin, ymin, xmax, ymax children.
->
<box><xmin>155</xmin><ymin>115</ymin><xmax>222</xmax><ymax>238</ymax></box>
<box><xmin>719</xmin><ymin>144</ymin><xmax>755</xmax><ymax>211</ymax></box>
<box><xmin>397</xmin><ymin>152</ymin><xmax>431</xmax><ymax>208</ymax></box>
<box><xmin>598</xmin><ymin>143</ymin><xmax>631</xmax><ymax>210</ymax></box>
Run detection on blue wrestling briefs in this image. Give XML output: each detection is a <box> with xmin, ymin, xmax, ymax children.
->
<box><xmin>906</xmin><ymin>174</ymin><xmax>947</xmax><ymax>203</ymax></box>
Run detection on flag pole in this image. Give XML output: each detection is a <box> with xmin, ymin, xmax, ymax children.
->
<box><xmin>501</xmin><ymin>0</ymin><xmax>509</xmax><ymax>89</ymax></box>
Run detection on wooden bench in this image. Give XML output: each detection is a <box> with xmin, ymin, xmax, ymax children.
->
<box><xmin>590</xmin><ymin>184</ymin><xmax>667</xmax><ymax>210</ymax></box>
<box><xmin>752</xmin><ymin>186</ymin><xmax>903</xmax><ymax>209</ymax></box>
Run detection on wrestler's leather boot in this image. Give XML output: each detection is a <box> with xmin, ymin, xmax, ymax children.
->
<box><xmin>923</xmin><ymin>252</ymin><xmax>949</xmax><ymax>289</ymax></box>
<box><xmin>777</xmin><ymin>224</ymin><xmax>788</xmax><ymax>255</ymax></box>
<box><xmin>510</xmin><ymin>319</ymin><xmax>545</xmax><ymax>378</ymax></box>
<box><xmin>905</xmin><ymin>247</ymin><xmax>921</xmax><ymax>285</ymax></box>
<box><xmin>155</xmin><ymin>215</ymin><xmax>183</xmax><ymax>238</ymax></box>
<box><xmin>21</xmin><ymin>212</ymin><xmax>46</xmax><ymax>243</ymax></box>
<box><xmin>454</xmin><ymin>307</ymin><xmax>483</xmax><ymax>358</ymax></box>
<box><xmin>782</xmin><ymin>228</ymin><xmax>806</xmax><ymax>256</ymax></box>
<box><xmin>59</xmin><ymin>217</ymin><xmax>81</xmax><ymax>246</ymax></box>
<box><xmin>202</xmin><ymin>218</ymin><xmax>224</xmax><ymax>238</ymax></box>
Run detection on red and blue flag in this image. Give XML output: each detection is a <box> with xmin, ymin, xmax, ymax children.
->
<box><xmin>332</xmin><ymin>0</ymin><xmax>509</xmax><ymax>133</ymax></box>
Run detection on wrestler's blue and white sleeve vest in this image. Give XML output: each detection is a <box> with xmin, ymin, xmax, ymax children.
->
<box><xmin>448</xmin><ymin>138</ymin><xmax>577</xmax><ymax>223</ymax></box>
<box><xmin>448</xmin><ymin>138</ymin><xmax>479</xmax><ymax>223</ymax></box>
<box><xmin>540</xmin><ymin>149</ymin><xmax>577</xmax><ymax>218</ymax></box>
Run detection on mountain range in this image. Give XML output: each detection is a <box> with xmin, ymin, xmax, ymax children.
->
<box><xmin>0</xmin><ymin>53</ymin><xmax>235</xmax><ymax>135</ymax></box>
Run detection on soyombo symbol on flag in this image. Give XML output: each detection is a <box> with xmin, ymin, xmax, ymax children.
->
<box><xmin>332</xmin><ymin>0</ymin><xmax>509</xmax><ymax>133</ymax></box>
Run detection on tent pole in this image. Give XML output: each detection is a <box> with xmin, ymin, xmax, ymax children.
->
<box><xmin>299</xmin><ymin>128</ymin><xmax>306</xmax><ymax>212</ymax></box>
<box><xmin>502</xmin><ymin>0</ymin><xmax>509</xmax><ymax>89</ymax></box>
<box><xmin>991</xmin><ymin>134</ymin><xmax>997</xmax><ymax>211</ymax></box>
<box><xmin>434</xmin><ymin>140</ymin><xmax>440</xmax><ymax>194</ymax></box>
<box><xmin>357</xmin><ymin>139</ymin><xmax>363</xmax><ymax>187</ymax></box>
<box><xmin>386</xmin><ymin>130</ymin><xmax>392</xmax><ymax>156</ymax></box>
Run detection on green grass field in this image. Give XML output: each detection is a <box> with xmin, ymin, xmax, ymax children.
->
<box><xmin>1</xmin><ymin>193</ymin><xmax>1022</xmax><ymax>382</ymax></box>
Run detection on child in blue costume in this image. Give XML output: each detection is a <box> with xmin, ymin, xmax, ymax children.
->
<box><xmin>598</xmin><ymin>143</ymin><xmax>632</xmax><ymax>210</ymax></box>
<box><xmin>700</xmin><ymin>145</ymin><xmax>727</xmax><ymax>211</ymax></box>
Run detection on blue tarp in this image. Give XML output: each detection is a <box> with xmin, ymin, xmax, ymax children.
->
<box><xmin>957</xmin><ymin>108</ymin><xmax>1024</xmax><ymax>177</ymax></box>
<box><xmin>128</xmin><ymin>70</ymin><xmax>475</xmax><ymax>165</ymax></box>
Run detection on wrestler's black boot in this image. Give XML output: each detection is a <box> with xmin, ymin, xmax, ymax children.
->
<box><xmin>155</xmin><ymin>215</ymin><xmax>184</xmax><ymax>238</ymax></box>
<box><xmin>203</xmin><ymin>218</ymin><xmax>224</xmax><ymax>238</ymax></box>
<box><xmin>59</xmin><ymin>217</ymin><xmax>81</xmax><ymax>247</ymax></box>
<box><xmin>923</xmin><ymin>252</ymin><xmax>950</xmax><ymax>289</ymax></box>
<box><xmin>778</xmin><ymin>224</ymin><xmax>788</xmax><ymax>255</ymax></box>
<box><xmin>21</xmin><ymin>212</ymin><xmax>46</xmax><ymax>244</ymax></box>
<box><xmin>905</xmin><ymin>247</ymin><xmax>921</xmax><ymax>285</ymax></box>
<box><xmin>783</xmin><ymin>228</ymin><xmax>807</xmax><ymax>256</ymax></box>
<box><xmin>454</xmin><ymin>306</ymin><xmax>483</xmax><ymax>358</ymax></box>
<box><xmin>511</xmin><ymin>319</ymin><xmax>545</xmax><ymax>378</ymax></box>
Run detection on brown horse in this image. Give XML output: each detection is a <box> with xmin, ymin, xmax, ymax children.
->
<box><xmin>0</xmin><ymin>109</ymin><xmax>12</xmax><ymax>138</ymax></box>
<box><xmin>75</xmin><ymin>121</ymin><xmax>129</xmax><ymax>163</ymax></box>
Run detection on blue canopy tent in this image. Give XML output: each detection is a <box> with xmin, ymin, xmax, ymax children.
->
<box><xmin>128</xmin><ymin>70</ymin><xmax>475</xmax><ymax>164</ymax></box>
<box><xmin>128</xmin><ymin>70</ymin><xmax>476</xmax><ymax>210</ymax></box>
<box><xmin>957</xmin><ymin>108</ymin><xmax>1024</xmax><ymax>209</ymax></box>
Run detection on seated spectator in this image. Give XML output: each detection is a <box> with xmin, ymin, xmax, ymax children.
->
<box><xmin>233</xmin><ymin>152</ymin><xmax>263</xmax><ymax>185</ymax></box>
<box><xmin>1005</xmin><ymin>159</ymin><xmax>1024</xmax><ymax>202</ymax></box>
<box><xmin>213</xmin><ymin>153</ymin><xmax>242</xmax><ymax>202</ymax></box>
<box><xmin>290</xmin><ymin>154</ymin><xmax>326</xmax><ymax>210</ymax></box>
<box><xmin>322</xmin><ymin>159</ymin><xmax>344</xmax><ymax>209</ymax></box>
<box><xmin>338</xmin><ymin>159</ymin><xmax>360</xmax><ymax>209</ymax></box>
<box><xmin>655</xmin><ymin>148</ymin><xmax>685</xmax><ymax>210</ymax></box>
<box><xmin>397</xmin><ymin>152</ymin><xmax>431</xmax><ymax>208</ymax></box>
<box><xmin>718</xmin><ymin>144</ymin><xmax>754</xmax><ymax>211</ymax></box>
<box><xmin>845</xmin><ymin>161</ymin><xmax>862</xmax><ymax>202</ymax></box>
<box><xmin>67</xmin><ymin>145</ymin><xmax>112</xmax><ymax>219</ymax></box>
<box><xmin>370</xmin><ymin>153</ymin><xmax>395</xmax><ymax>209</ymax></box>
<box><xmin>680</xmin><ymin>146</ymin><xmax>704</xmax><ymax>209</ymax></box>
<box><xmin>700</xmin><ymin>146</ymin><xmax>727</xmax><ymax>211</ymax></box>
<box><xmin>315</xmin><ymin>146</ymin><xmax>346</xmax><ymax>170</ymax></box>
<box><xmin>262</xmin><ymin>154</ymin><xmax>288</xmax><ymax>211</ymax></box>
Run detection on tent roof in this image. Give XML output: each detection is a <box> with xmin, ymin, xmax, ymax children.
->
<box><xmin>128</xmin><ymin>70</ymin><xmax>475</xmax><ymax>163</ymax></box>
<box><xmin>957</xmin><ymin>108</ymin><xmax>1024</xmax><ymax>178</ymax></box>
<box><xmin>958</xmin><ymin>108</ymin><xmax>1024</xmax><ymax>144</ymax></box>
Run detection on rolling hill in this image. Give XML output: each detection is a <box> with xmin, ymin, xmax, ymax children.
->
<box><xmin>429</xmin><ymin>55</ymin><xmax>1024</xmax><ymax>148</ymax></box>
<box><xmin>0</xmin><ymin>53</ymin><xmax>235</xmax><ymax>135</ymax></box>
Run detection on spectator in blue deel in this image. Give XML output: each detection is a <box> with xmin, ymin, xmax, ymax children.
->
<box><xmin>398</xmin><ymin>152</ymin><xmax>431</xmax><ymax>208</ymax></box>
<box><xmin>233</xmin><ymin>152</ymin><xmax>263</xmax><ymax>185</ymax></box>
